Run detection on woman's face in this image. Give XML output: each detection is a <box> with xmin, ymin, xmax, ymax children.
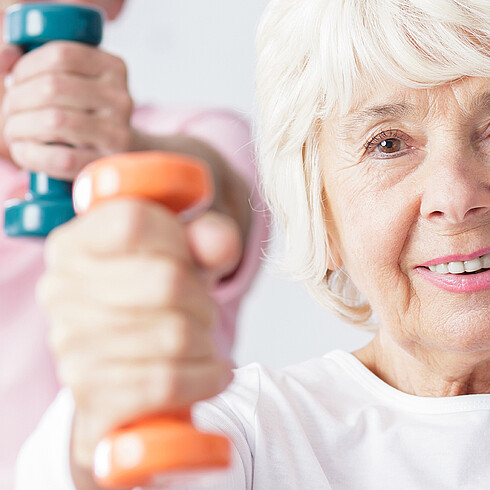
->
<box><xmin>322</xmin><ymin>76</ymin><xmax>490</xmax><ymax>355</ymax></box>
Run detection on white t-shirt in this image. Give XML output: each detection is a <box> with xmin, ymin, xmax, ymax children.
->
<box><xmin>15</xmin><ymin>350</ymin><xmax>490</xmax><ymax>489</ymax></box>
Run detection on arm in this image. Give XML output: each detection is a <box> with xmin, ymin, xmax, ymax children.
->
<box><xmin>130</xmin><ymin>129</ymin><xmax>251</xmax><ymax>247</ymax></box>
<box><xmin>128</xmin><ymin>108</ymin><xmax>270</xmax><ymax>359</ymax></box>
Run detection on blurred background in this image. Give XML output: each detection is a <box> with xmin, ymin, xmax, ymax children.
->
<box><xmin>103</xmin><ymin>0</ymin><xmax>374</xmax><ymax>368</ymax></box>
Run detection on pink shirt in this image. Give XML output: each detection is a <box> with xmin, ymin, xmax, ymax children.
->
<box><xmin>0</xmin><ymin>107</ymin><xmax>269</xmax><ymax>488</ymax></box>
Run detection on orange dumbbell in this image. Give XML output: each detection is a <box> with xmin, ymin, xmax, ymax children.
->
<box><xmin>72</xmin><ymin>151</ymin><xmax>230</xmax><ymax>488</ymax></box>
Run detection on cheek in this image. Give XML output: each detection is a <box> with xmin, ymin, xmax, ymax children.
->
<box><xmin>334</xmin><ymin>179</ymin><xmax>418</xmax><ymax>303</ymax></box>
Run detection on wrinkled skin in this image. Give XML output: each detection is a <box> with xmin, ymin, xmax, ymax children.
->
<box><xmin>322</xmin><ymin>76</ymin><xmax>490</xmax><ymax>397</ymax></box>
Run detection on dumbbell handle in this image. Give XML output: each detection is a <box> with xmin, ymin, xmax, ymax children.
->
<box><xmin>3</xmin><ymin>2</ymin><xmax>103</xmax><ymax>237</ymax></box>
<box><xmin>73</xmin><ymin>152</ymin><xmax>230</xmax><ymax>488</ymax></box>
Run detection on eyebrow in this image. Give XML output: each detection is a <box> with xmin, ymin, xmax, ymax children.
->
<box><xmin>339</xmin><ymin>102</ymin><xmax>416</xmax><ymax>137</ymax></box>
<box><xmin>338</xmin><ymin>88</ymin><xmax>490</xmax><ymax>137</ymax></box>
<box><xmin>463</xmin><ymin>89</ymin><xmax>490</xmax><ymax>118</ymax></box>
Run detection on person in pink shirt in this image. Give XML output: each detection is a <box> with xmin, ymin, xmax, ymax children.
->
<box><xmin>0</xmin><ymin>0</ymin><xmax>268</xmax><ymax>487</ymax></box>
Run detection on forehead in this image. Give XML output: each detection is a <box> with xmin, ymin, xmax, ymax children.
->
<box><xmin>338</xmin><ymin>77</ymin><xmax>490</xmax><ymax>134</ymax></box>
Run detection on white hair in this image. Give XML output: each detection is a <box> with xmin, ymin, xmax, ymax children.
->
<box><xmin>255</xmin><ymin>0</ymin><xmax>490</xmax><ymax>327</ymax></box>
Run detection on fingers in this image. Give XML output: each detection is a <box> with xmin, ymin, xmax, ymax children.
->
<box><xmin>46</xmin><ymin>200</ymin><xmax>194</xmax><ymax>259</ymax></box>
<box><xmin>71</xmin><ymin>358</ymin><xmax>234</xmax><ymax>468</ymax></box>
<box><xmin>3</xmin><ymin>72</ymin><xmax>132</xmax><ymax>120</ymax></box>
<box><xmin>39</xmin><ymin>200</ymin><xmax>239</xmax><ymax>472</ymax></box>
<box><xmin>48</xmin><ymin>306</ymin><xmax>215</xmax><ymax>361</ymax></box>
<box><xmin>10</xmin><ymin>42</ymin><xmax>128</xmax><ymax>85</ymax></box>
<box><xmin>4</xmin><ymin>108</ymin><xmax>131</xmax><ymax>149</ymax></box>
<box><xmin>39</xmin><ymin>256</ymin><xmax>217</xmax><ymax>327</ymax></box>
<box><xmin>3</xmin><ymin>41</ymin><xmax>133</xmax><ymax>180</ymax></box>
<box><xmin>8</xmin><ymin>140</ymin><xmax>100</xmax><ymax>180</ymax></box>
<box><xmin>186</xmin><ymin>210</ymin><xmax>244</xmax><ymax>282</ymax></box>
<box><xmin>40</xmin><ymin>201</ymin><xmax>219</xmax><ymax>326</ymax></box>
<box><xmin>64</xmin><ymin>360</ymin><xmax>233</xmax><ymax>414</ymax></box>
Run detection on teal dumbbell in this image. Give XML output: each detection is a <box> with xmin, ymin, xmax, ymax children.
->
<box><xmin>3</xmin><ymin>2</ymin><xmax>103</xmax><ymax>237</ymax></box>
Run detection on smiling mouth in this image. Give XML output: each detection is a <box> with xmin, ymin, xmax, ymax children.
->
<box><xmin>424</xmin><ymin>253</ymin><xmax>490</xmax><ymax>275</ymax></box>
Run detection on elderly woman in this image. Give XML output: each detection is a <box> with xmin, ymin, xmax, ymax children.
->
<box><xmin>16</xmin><ymin>0</ymin><xmax>490</xmax><ymax>488</ymax></box>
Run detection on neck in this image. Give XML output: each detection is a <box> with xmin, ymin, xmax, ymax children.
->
<box><xmin>354</xmin><ymin>330</ymin><xmax>490</xmax><ymax>397</ymax></box>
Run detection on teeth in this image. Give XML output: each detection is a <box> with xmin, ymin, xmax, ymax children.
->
<box><xmin>432</xmin><ymin>263</ymin><xmax>449</xmax><ymax>274</ymax></box>
<box><xmin>428</xmin><ymin>253</ymin><xmax>490</xmax><ymax>274</ymax></box>
<box><xmin>464</xmin><ymin>258</ymin><xmax>483</xmax><ymax>272</ymax></box>
<box><xmin>448</xmin><ymin>261</ymin><xmax>465</xmax><ymax>274</ymax></box>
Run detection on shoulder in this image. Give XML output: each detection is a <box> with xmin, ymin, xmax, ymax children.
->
<box><xmin>194</xmin><ymin>350</ymin><xmax>372</xmax><ymax>432</ymax></box>
<box><xmin>190</xmin><ymin>352</ymin><xmax>361</xmax><ymax>488</ymax></box>
<box><xmin>193</xmin><ymin>352</ymin><xmax>354</xmax><ymax>432</ymax></box>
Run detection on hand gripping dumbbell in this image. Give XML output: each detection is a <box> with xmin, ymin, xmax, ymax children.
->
<box><xmin>3</xmin><ymin>2</ymin><xmax>103</xmax><ymax>237</ymax></box>
<box><xmin>72</xmin><ymin>151</ymin><xmax>231</xmax><ymax>488</ymax></box>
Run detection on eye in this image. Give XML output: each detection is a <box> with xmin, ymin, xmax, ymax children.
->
<box><xmin>364</xmin><ymin>130</ymin><xmax>413</xmax><ymax>158</ymax></box>
<box><xmin>378</xmin><ymin>139</ymin><xmax>402</xmax><ymax>153</ymax></box>
<box><xmin>483</xmin><ymin>123</ymin><xmax>490</xmax><ymax>139</ymax></box>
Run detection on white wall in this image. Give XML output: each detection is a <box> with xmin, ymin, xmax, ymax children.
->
<box><xmin>103</xmin><ymin>0</ymin><xmax>374</xmax><ymax>369</ymax></box>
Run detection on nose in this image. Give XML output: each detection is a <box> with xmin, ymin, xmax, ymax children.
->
<box><xmin>420</xmin><ymin>146</ymin><xmax>490</xmax><ymax>225</ymax></box>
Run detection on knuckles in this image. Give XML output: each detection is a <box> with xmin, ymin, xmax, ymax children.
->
<box><xmin>56</xmin><ymin>147</ymin><xmax>78</xmax><ymax>172</ymax></box>
<box><xmin>155</xmin><ymin>366</ymin><xmax>183</xmax><ymax>408</ymax></box>
<box><xmin>40</xmin><ymin>199</ymin><xmax>220</xmax><ymax>414</ymax></box>
<box><xmin>109</xmin><ymin>55</ymin><xmax>128</xmax><ymax>80</ymax></box>
<box><xmin>48</xmin><ymin>42</ymin><xmax>75</xmax><ymax>67</ymax></box>
<box><xmin>92</xmin><ymin>200</ymin><xmax>185</xmax><ymax>253</ymax></box>
<box><xmin>41</xmin><ymin>73</ymin><xmax>64</xmax><ymax>102</ymax></box>
<box><xmin>164</xmin><ymin>313</ymin><xmax>199</xmax><ymax>358</ymax></box>
<box><xmin>45</xmin><ymin>107</ymin><xmax>66</xmax><ymax>131</ymax></box>
<box><xmin>149</xmin><ymin>258</ymin><xmax>188</xmax><ymax>305</ymax></box>
<box><xmin>36</xmin><ymin>270</ymin><xmax>66</xmax><ymax>312</ymax></box>
<box><xmin>112</xmin><ymin>90</ymin><xmax>133</xmax><ymax>120</ymax></box>
<box><xmin>98</xmin><ymin>200</ymin><xmax>151</xmax><ymax>250</ymax></box>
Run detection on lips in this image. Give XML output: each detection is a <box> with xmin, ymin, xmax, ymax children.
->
<box><xmin>418</xmin><ymin>248</ymin><xmax>490</xmax><ymax>267</ymax></box>
<box><xmin>416</xmin><ymin>267</ymin><xmax>490</xmax><ymax>293</ymax></box>
<box><xmin>415</xmin><ymin>247</ymin><xmax>490</xmax><ymax>293</ymax></box>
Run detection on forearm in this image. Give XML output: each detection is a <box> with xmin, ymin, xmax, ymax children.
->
<box><xmin>130</xmin><ymin>128</ymin><xmax>252</xmax><ymax>244</ymax></box>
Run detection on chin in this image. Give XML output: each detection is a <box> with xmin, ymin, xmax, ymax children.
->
<box><xmin>430</xmin><ymin>309</ymin><xmax>490</xmax><ymax>353</ymax></box>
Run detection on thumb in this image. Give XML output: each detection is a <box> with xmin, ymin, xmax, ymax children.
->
<box><xmin>186</xmin><ymin>210</ymin><xmax>243</xmax><ymax>285</ymax></box>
